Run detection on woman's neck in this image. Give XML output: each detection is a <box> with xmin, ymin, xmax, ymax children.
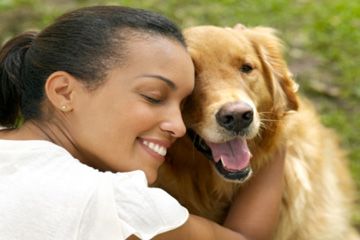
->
<box><xmin>0</xmin><ymin>120</ymin><xmax>81</xmax><ymax>160</ymax></box>
<box><xmin>0</xmin><ymin>120</ymin><xmax>56</xmax><ymax>141</ymax></box>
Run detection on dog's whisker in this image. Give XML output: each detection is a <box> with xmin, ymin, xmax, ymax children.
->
<box><xmin>258</xmin><ymin>111</ymin><xmax>274</xmax><ymax>115</ymax></box>
<box><xmin>259</xmin><ymin>123</ymin><xmax>268</xmax><ymax>131</ymax></box>
<box><xmin>259</xmin><ymin>120</ymin><xmax>275</xmax><ymax>132</ymax></box>
<box><xmin>255</xmin><ymin>129</ymin><xmax>263</xmax><ymax>140</ymax></box>
<box><xmin>261</xmin><ymin>118</ymin><xmax>279</xmax><ymax>122</ymax></box>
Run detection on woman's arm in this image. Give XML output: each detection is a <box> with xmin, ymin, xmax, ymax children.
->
<box><xmin>154</xmin><ymin>214</ymin><xmax>248</xmax><ymax>240</ymax></box>
<box><xmin>128</xmin><ymin>214</ymin><xmax>249</xmax><ymax>240</ymax></box>
<box><xmin>223</xmin><ymin>146</ymin><xmax>286</xmax><ymax>240</ymax></box>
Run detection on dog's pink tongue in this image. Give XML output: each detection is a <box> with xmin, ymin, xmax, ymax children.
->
<box><xmin>206</xmin><ymin>138</ymin><xmax>251</xmax><ymax>171</ymax></box>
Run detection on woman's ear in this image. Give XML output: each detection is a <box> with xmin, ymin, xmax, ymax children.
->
<box><xmin>235</xmin><ymin>25</ymin><xmax>299</xmax><ymax>112</ymax></box>
<box><xmin>44</xmin><ymin>71</ymin><xmax>77</xmax><ymax>112</ymax></box>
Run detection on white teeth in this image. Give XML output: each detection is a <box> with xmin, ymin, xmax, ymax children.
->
<box><xmin>143</xmin><ymin>140</ymin><xmax>167</xmax><ymax>156</ymax></box>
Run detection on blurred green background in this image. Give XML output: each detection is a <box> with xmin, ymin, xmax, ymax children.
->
<box><xmin>1</xmin><ymin>0</ymin><xmax>359</xmax><ymax>229</ymax></box>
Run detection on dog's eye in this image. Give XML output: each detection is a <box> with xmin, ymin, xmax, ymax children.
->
<box><xmin>240</xmin><ymin>64</ymin><xmax>253</xmax><ymax>73</ymax></box>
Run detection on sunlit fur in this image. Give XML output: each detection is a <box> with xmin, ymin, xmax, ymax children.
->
<box><xmin>154</xmin><ymin>25</ymin><xmax>359</xmax><ymax>240</ymax></box>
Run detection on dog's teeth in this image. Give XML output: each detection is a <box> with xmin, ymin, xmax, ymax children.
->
<box><xmin>220</xmin><ymin>156</ymin><xmax>226</xmax><ymax>167</ymax></box>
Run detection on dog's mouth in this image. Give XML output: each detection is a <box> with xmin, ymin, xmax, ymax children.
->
<box><xmin>187</xmin><ymin>129</ymin><xmax>253</xmax><ymax>182</ymax></box>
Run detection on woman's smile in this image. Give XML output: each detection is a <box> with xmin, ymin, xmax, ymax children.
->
<box><xmin>138</xmin><ymin>137</ymin><xmax>170</xmax><ymax>161</ymax></box>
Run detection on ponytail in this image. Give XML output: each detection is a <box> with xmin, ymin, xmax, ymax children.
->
<box><xmin>0</xmin><ymin>31</ymin><xmax>37</xmax><ymax>127</ymax></box>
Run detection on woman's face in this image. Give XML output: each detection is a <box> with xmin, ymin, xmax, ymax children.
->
<box><xmin>68</xmin><ymin>36</ymin><xmax>194</xmax><ymax>183</ymax></box>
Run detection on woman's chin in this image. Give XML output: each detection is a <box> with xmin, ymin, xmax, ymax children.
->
<box><xmin>145</xmin><ymin>171</ymin><xmax>158</xmax><ymax>185</ymax></box>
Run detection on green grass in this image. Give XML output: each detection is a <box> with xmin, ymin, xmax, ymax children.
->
<box><xmin>1</xmin><ymin>0</ymin><xmax>359</xmax><ymax>227</ymax></box>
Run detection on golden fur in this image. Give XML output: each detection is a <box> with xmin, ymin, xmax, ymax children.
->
<box><xmin>154</xmin><ymin>25</ymin><xmax>359</xmax><ymax>240</ymax></box>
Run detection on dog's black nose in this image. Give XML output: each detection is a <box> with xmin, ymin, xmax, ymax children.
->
<box><xmin>216</xmin><ymin>102</ymin><xmax>253</xmax><ymax>133</ymax></box>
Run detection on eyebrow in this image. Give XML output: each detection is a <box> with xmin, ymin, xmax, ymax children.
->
<box><xmin>140</xmin><ymin>74</ymin><xmax>177</xmax><ymax>90</ymax></box>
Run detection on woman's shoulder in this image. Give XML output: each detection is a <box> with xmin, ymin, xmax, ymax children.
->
<box><xmin>0</xmin><ymin>139</ymin><xmax>73</xmax><ymax>161</ymax></box>
<box><xmin>0</xmin><ymin>140</ymin><xmax>107</xmax><ymax>239</ymax></box>
<box><xmin>0</xmin><ymin>139</ymin><xmax>104</xmax><ymax>203</ymax></box>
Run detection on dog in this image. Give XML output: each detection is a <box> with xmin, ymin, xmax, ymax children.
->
<box><xmin>154</xmin><ymin>24</ymin><xmax>359</xmax><ymax>240</ymax></box>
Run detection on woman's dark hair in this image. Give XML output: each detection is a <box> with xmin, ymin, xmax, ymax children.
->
<box><xmin>0</xmin><ymin>5</ymin><xmax>186</xmax><ymax>127</ymax></box>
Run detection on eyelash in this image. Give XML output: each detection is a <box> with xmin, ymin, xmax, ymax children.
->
<box><xmin>141</xmin><ymin>94</ymin><xmax>162</xmax><ymax>104</ymax></box>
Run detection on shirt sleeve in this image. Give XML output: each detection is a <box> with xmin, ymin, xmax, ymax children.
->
<box><xmin>78</xmin><ymin>170</ymin><xmax>189</xmax><ymax>240</ymax></box>
<box><xmin>111</xmin><ymin>170</ymin><xmax>189</xmax><ymax>239</ymax></box>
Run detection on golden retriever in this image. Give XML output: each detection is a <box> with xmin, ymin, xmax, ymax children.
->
<box><xmin>154</xmin><ymin>24</ymin><xmax>359</xmax><ymax>240</ymax></box>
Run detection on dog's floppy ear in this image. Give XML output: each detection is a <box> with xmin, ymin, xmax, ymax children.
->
<box><xmin>236</xmin><ymin>25</ymin><xmax>299</xmax><ymax>113</ymax></box>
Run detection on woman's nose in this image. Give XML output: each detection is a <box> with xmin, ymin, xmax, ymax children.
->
<box><xmin>160</xmin><ymin>108</ymin><xmax>186</xmax><ymax>138</ymax></box>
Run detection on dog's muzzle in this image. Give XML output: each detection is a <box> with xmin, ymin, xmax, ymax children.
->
<box><xmin>187</xmin><ymin>128</ymin><xmax>252</xmax><ymax>182</ymax></box>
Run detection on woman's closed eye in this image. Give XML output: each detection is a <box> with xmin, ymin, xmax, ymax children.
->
<box><xmin>135</xmin><ymin>80</ymin><xmax>169</xmax><ymax>105</ymax></box>
<box><xmin>141</xmin><ymin>94</ymin><xmax>163</xmax><ymax>104</ymax></box>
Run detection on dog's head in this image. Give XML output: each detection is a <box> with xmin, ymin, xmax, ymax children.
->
<box><xmin>182</xmin><ymin>24</ymin><xmax>299</xmax><ymax>182</ymax></box>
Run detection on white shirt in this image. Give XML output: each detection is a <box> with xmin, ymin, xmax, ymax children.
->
<box><xmin>0</xmin><ymin>140</ymin><xmax>188</xmax><ymax>240</ymax></box>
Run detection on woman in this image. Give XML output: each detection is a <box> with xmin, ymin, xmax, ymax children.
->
<box><xmin>0</xmin><ymin>6</ymin><xmax>284</xmax><ymax>240</ymax></box>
